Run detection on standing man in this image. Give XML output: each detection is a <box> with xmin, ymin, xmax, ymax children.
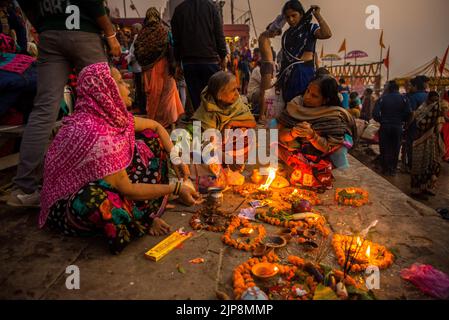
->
<box><xmin>373</xmin><ymin>80</ymin><xmax>412</xmax><ymax>177</ymax></box>
<box><xmin>403</xmin><ymin>76</ymin><xmax>429</xmax><ymax>171</ymax></box>
<box><xmin>8</xmin><ymin>0</ymin><xmax>121</xmax><ymax>207</ymax></box>
<box><xmin>171</xmin><ymin>0</ymin><xmax>227</xmax><ymax>118</ymax></box>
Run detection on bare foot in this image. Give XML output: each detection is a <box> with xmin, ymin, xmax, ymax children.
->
<box><xmin>148</xmin><ymin>217</ymin><xmax>171</xmax><ymax>236</ymax></box>
<box><xmin>166</xmin><ymin>203</ymin><xmax>176</xmax><ymax>209</ymax></box>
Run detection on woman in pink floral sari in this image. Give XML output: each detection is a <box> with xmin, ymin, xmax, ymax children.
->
<box><xmin>40</xmin><ymin>63</ymin><xmax>199</xmax><ymax>254</ymax></box>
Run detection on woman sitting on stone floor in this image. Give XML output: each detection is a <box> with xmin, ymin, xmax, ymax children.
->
<box><xmin>40</xmin><ymin>62</ymin><xmax>199</xmax><ymax>255</ymax></box>
<box><xmin>277</xmin><ymin>76</ymin><xmax>356</xmax><ymax>190</ymax></box>
<box><xmin>192</xmin><ymin>71</ymin><xmax>257</xmax><ymax>178</ymax></box>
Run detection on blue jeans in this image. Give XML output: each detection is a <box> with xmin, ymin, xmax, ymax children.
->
<box><xmin>182</xmin><ymin>63</ymin><xmax>220</xmax><ymax>111</ymax></box>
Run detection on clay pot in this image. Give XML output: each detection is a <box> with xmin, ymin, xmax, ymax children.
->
<box><xmin>251</xmin><ymin>169</ymin><xmax>263</xmax><ymax>184</ymax></box>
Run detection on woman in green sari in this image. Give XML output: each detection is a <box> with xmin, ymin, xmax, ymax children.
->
<box><xmin>192</xmin><ymin>71</ymin><xmax>256</xmax><ymax>174</ymax></box>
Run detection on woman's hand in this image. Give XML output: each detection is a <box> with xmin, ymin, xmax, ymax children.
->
<box><xmin>179</xmin><ymin>185</ymin><xmax>201</xmax><ymax>206</ymax></box>
<box><xmin>292</xmin><ymin>122</ymin><xmax>315</xmax><ymax>139</ymax></box>
<box><xmin>106</xmin><ymin>36</ymin><xmax>121</xmax><ymax>57</ymax></box>
<box><xmin>149</xmin><ymin>217</ymin><xmax>171</xmax><ymax>236</ymax></box>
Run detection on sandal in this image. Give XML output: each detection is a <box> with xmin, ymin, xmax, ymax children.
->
<box><xmin>436</xmin><ymin>208</ymin><xmax>449</xmax><ymax>220</ymax></box>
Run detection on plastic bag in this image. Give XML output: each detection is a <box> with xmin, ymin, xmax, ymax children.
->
<box><xmin>265</xmin><ymin>87</ymin><xmax>284</xmax><ymax>121</ymax></box>
<box><xmin>361</xmin><ymin>123</ymin><xmax>380</xmax><ymax>141</ymax></box>
<box><xmin>400</xmin><ymin>263</ymin><xmax>449</xmax><ymax>299</ymax></box>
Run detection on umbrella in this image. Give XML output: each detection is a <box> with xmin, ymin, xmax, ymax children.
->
<box><xmin>345</xmin><ymin>50</ymin><xmax>368</xmax><ymax>65</ymax></box>
<box><xmin>322</xmin><ymin>54</ymin><xmax>341</xmax><ymax>67</ymax></box>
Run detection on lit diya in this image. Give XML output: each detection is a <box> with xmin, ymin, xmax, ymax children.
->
<box><xmin>251</xmin><ymin>262</ymin><xmax>279</xmax><ymax>278</ymax></box>
<box><xmin>280</xmin><ymin>188</ymin><xmax>321</xmax><ymax>205</ymax></box>
<box><xmin>240</xmin><ymin>228</ymin><xmax>254</xmax><ymax>236</ymax></box>
<box><xmin>332</xmin><ymin>234</ymin><xmax>394</xmax><ymax>272</ymax></box>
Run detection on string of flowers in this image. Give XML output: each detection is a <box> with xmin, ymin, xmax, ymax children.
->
<box><xmin>280</xmin><ymin>188</ymin><xmax>322</xmax><ymax>205</ymax></box>
<box><xmin>222</xmin><ymin>216</ymin><xmax>267</xmax><ymax>252</ymax></box>
<box><xmin>232</xmin><ymin>253</ymin><xmax>358</xmax><ymax>300</ymax></box>
<box><xmin>189</xmin><ymin>208</ymin><xmax>232</xmax><ymax>232</ymax></box>
<box><xmin>257</xmin><ymin>210</ymin><xmax>331</xmax><ymax>239</ymax></box>
<box><xmin>335</xmin><ymin>188</ymin><xmax>369</xmax><ymax>207</ymax></box>
<box><xmin>332</xmin><ymin>234</ymin><xmax>394</xmax><ymax>272</ymax></box>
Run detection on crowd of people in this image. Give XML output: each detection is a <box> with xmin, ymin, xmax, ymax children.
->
<box><xmin>1</xmin><ymin>0</ymin><xmax>448</xmax><ymax>253</ymax></box>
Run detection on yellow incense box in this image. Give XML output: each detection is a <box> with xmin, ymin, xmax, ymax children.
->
<box><xmin>144</xmin><ymin>230</ymin><xmax>192</xmax><ymax>262</ymax></box>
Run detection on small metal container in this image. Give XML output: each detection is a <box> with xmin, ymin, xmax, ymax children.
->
<box><xmin>207</xmin><ymin>187</ymin><xmax>224</xmax><ymax>208</ymax></box>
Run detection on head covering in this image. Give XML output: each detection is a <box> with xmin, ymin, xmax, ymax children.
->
<box><xmin>192</xmin><ymin>88</ymin><xmax>255</xmax><ymax>132</ymax></box>
<box><xmin>278</xmin><ymin>96</ymin><xmax>356</xmax><ymax>147</ymax></box>
<box><xmin>145</xmin><ymin>7</ymin><xmax>161</xmax><ymax>24</ymax></box>
<box><xmin>134</xmin><ymin>7</ymin><xmax>168</xmax><ymax>70</ymax></box>
<box><xmin>39</xmin><ymin>63</ymin><xmax>135</xmax><ymax>228</ymax></box>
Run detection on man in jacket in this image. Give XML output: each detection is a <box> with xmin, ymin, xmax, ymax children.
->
<box><xmin>171</xmin><ymin>0</ymin><xmax>227</xmax><ymax>117</ymax></box>
<box><xmin>373</xmin><ymin>80</ymin><xmax>412</xmax><ymax>176</ymax></box>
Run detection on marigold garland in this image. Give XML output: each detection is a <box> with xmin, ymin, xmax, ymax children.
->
<box><xmin>232</xmin><ymin>252</ymin><xmax>358</xmax><ymax>300</ymax></box>
<box><xmin>335</xmin><ymin>188</ymin><xmax>369</xmax><ymax>207</ymax></box>
<box><xmin>189</xmin><ymin>208</ymin><xmax>232</xmax><ymax>232</ymax></box>
<box><xmin>332</xmin><ymin>234</ymin><xmax>394</xmax><ymax>272</ymax></box>
<box><xmin>256</xmin><ymin>210</ymin><xmax>331</xmax><ymax>239</ymax></box>
<box><xmin>280</xmin><ymin>187</ymin><xmax>321</xmax><ymax>205</ymax></box>
<box><xmin>222</xmin><ymin>217</ymin><xmax>267</xmax><ymax>252</ymax></box>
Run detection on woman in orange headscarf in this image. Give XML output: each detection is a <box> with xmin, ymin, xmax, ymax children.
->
<box><xmin>134</xmin><ymin>7</ymin><xmax>184</xmax><ymax>128</ymax></box>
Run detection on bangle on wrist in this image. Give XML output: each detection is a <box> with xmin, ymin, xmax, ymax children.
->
<box><xmin>173</xmin><ymin>182</ymin><xmax>182</xmax><ymax>196</ymax></box>
<box><xmin>105</xmin><ymin>32</ymin><xmax>116</xmax><ymax>39</ymax></box>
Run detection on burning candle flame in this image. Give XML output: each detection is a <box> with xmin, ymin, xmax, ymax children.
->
<box><xmin>366</xmin><ymin>245</ymin><xmax>371</xmax><ymax>259</ymax></box>
<box><xmin>356</xmin><ymin>236</ymin><xmax>362</xmax><ymax>247</ymax></box>
<box><xmin>259</xmin><ymin>167</ymin><xmax>277</xmax><ymax>191</ymax></box>
<box><xmin>240</xmin><ymin>228</ymin><xmax>254</xmax><ymax>235</ymax></box>
<box><xmin>292</xmin><ymin>189</ymin><xmax>298</xmax><ymax>195</ymax></box>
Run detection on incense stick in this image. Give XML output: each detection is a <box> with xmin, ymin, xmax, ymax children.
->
<box><xmin>343</xmin><ymin>236</ymin><xmax>354</xmax><ymax>279</ymax></box>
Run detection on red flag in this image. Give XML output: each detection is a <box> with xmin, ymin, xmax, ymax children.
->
<box><xmin>379</xmin><ymin>30</ymin><xmax>386</xmax><ymax>49</ymax></box>
<box><xmin>338</xmin><ymin>39</ymin><xmax>346</xmax><ymax>53</ymax></box>
<box><xmin>384</xmin><ymin>46</ymin><xmax>390</xmax><ymax>69</ymax></box>
<box><xmin>439</xmin><ymin>45</ymin><xmax>449</xmax><ymax>75</ymax></box>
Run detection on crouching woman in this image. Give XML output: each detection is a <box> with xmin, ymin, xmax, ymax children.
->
<box><xmin>192</xmin><ymin>71</ymin><xmax>257</xmax><ymax>173</ymax></box>
<box><xmin>277</xmin><ymin>76</ymin><xmax>356</xmax><ymax>189</ymax></box>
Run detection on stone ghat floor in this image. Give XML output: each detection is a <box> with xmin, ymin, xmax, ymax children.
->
<box><xmin>0</xmin><ymin>156</ymin><xmax>448</xmax><ymax>300</ymax></box>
